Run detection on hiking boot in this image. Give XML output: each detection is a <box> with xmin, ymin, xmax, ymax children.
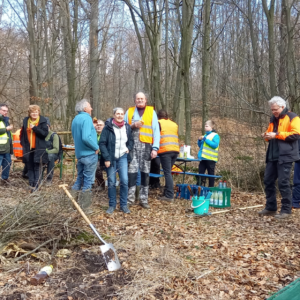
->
<box><xmin>2</xmin><ymin>179</ymin><xmax>10</xmax><ymax>185</ymax></box>
<box><xmin>140</xmin><ymin>203</ymin><xmax>150</xmax><ymax>209</ymax></box>
<box><xmin>159</xmin><ymin>196</ymin><xmax>174</xmax><ymax>203</ymax></box>
<box><xmin>78</xmin><ymin>190</ymin><xmax>92</xmax><ymax>211</ymax></box>
<box><xmin>106</xmin><ymin>206</ymin><xmax>115</xmax><ymax>214</ymax></box>
<box><xmin>258</xmin><ymin>209</ymin><xmax>277</xmax><ymax>216</ymax></box>
<box><xmin>46</xmin><ymin>180</ymin><xmax>52</xmax><ymax>186</ymax></box>
<box><xmin>274</xmin><ymin>213</ymin><xmax>291</xmax><ymax>220</ymax></box>
<box><xmin>128</xmin><ymin>201</ymin><xmax>138</xmax><ymax>206</ymax></box>
<box><xmin>120</xmin><ymin>205</ymin><xmax>131</xmax><ymax>214</ymax></box>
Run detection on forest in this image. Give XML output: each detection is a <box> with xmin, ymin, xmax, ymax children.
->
<box><xmin>1</xmin><ymin>1</ymin><xmax>300</xmax><ymax>299</ymax></box>
<box><xmin>1</xmin><ymin>0</ymin><xmax>299</xmax><ymax>138</ymax></box>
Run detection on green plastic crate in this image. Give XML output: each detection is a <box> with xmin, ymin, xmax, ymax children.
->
<box><xmin>209</xmin><ymin>187</ymin><xmax>231</xmax><ymax>208</ymax></box>
<box><xmin>267</xmin><ymin>277</ymin><xmax>300</xmax><ymax>299</ymax></box>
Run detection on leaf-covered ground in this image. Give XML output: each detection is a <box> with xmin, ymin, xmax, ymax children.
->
<box><xmin>1</xmin><ymin>173</ymin><xmax>300</xmax><ymax>299</ymax></box>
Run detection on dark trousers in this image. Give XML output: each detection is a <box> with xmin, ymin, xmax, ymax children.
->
<box><xmin>95</xmin><ymin>161</ymin><xmax>105</xmax><ymax>187</ymax></box>
<box><xmin>149</xmin><ymin>157</ymin><xmax>161</xmax><ymax>188</ymax></box>
<box><xmin>292</xmin><ymin>161</ymin><xmax>300</xmax><ymax>208</ymax></box>
<box><xmin>160</xmin><ymin>152</ymin><xmax>178</xmax><ymax>198</ymax></box>
<box><xmin>43</xmin><ymin>153</ymin><xmax>58</xmax><ymax>181</ymax></box>
<box><xmin>264</xmin><ymin>161</ymin><xmax>293</xmax><ymax>213</ymax></box>
<box><xmin>198</xmin><ymin>160</ymin><xmax>216</xmax><ymax>187</ymax></box>
<box><xmin>27</xmin><ymin>150</ymin><xmax>41</xmax><ymax>187</ymax></box>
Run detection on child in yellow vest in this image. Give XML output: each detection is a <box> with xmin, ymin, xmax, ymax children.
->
<box><xmin>197</xmin><ymin>120</ymin><xmax>220</xmax><ymax>187</ymax></box>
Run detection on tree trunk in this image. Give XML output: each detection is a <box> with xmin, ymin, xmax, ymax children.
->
<box><xmin>262</xmin><ymin>0</ymin><xmax>276</xmax><ymax>97</ymax></box>
<box><xmin>278</xmin><ymin>1</ymin><xmax>287</xmax><ymax>97</ymax></box>
<box><xmin>89</xmin><ymin>0</ymin><xmax>100</xmax><ymax>115</ymax></box>
<box><xmin>202</xmin><ymin>0</ymin><xmax>210</xmax><ymax>134</ymax></box>
<box><xmin>61</xmin><ymin>0</ymin><xmax>78</xmax><ymax>130</ymax></box>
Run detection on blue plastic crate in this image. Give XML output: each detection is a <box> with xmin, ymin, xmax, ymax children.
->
<box><xmin>176</xmin><ymin>184</ymin><xmax>210</xmax><ymax>200</ymax></box>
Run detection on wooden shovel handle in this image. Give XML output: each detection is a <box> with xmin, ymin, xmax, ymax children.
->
<box><xmin>187</xmin><ymin>185</ymin><xmax>194</xmax><ymax>197</ymax></box>
<box><xmin>59</xmin><ymin>184</ymin><xmax>92</xmax><ymax>226</ymax></box>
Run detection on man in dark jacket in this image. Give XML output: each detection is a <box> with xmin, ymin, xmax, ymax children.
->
<box><xmin>0</xmin><ymin>104</ymin><xmax>13</xmax><ymax>183</ymax></box>
<box><xmin>259</xmin><ymin>96</ymin><xmax>300</xmax><ymax>219</ymax></box>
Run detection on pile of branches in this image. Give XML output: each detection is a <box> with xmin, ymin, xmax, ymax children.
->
<box><xmin>0</xmin><ymin>185</ymin><xmax>95</xmax><ymax>265</ymax></box>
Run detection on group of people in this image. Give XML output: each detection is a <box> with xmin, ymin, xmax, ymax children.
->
<box><xmin>0</xmin><ymin>104</ymin><xmax>60</xmax><ymax>192</ymax></box>
<box><xmin>69</xmin><ymin>92</ymin><xmax>184</xmax><ymax>214</ymax></box>
<box><xmin>0</xmin><ymin>94</ymin><xmax>299</xmax><ymax>220</ymax></box>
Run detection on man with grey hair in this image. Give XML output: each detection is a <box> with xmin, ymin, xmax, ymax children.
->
<box><xmin>259</xmin><ymin>96</ymin><xmax>300</xmax><ymax>219</ymax></box>
<box><xmin>71</xmin><ymin>99</ymin><xmax>99</xmax><ymax>212</ymax></box>
<box><xmin>124</xmin><ymin>92</ymin><xmax>160</xmax><ymax>209</ymax></box>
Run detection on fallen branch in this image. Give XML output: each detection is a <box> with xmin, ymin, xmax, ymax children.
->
<box><xmin>13</xmin><ymin>238</ymin><xmax>58</xmax><ymax>262</ymax></box>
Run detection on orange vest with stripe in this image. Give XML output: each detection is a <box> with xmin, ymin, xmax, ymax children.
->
<box><xmin>158</xmin><ymin>119</ymin><xmax>179</xmax><ymax>154</ymax></box>
<box><xmin>13</xmin><ymin>129</ymin><xmax>23</xmax><ymax>158</ymax></box>
<box><xmin>128</xmin><ymin>106</ymin><xmax>154</xmax><ymax>144</ymax></box>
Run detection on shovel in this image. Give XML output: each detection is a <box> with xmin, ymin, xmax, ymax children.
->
<box><xmin>59</xmin><ymin>184</ymin><xmax>121</xmax><ymax>272</ymax></box>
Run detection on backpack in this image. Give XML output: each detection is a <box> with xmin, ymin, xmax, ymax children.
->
<box><xmin>49</xmin><ymin>132</ymin><xmax>63</xmax><ymax>162</ymax></box>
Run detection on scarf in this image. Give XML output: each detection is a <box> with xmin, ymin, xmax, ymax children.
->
<box><xmin>27</xmin><ymin>116</ymin><xmax>40</xmax><ymax>149</ymax></box>
<box><xmin>112</xmin><ymin>119</ymin><xmax>125</xmax><ymax>128</ymax></box>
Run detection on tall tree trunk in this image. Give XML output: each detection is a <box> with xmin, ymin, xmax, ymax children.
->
<box><xmin>182</xmin><ymin>0</ymin><xmax>194</xmax><ymax>144</ymax></box>
<box><xmin>61</xmin><ymin>0</ymin><xmax>78</xmax><ymax>129</ymax></box>
<box><xmin>284</xmin><ymin>0</ymin><xmax>300</xmax><ymax>111</ymax></box>
<box><xmin>26</xmin><ymin>0</ymin><xmax>39</xmax><ymax>103</ymax></box>
<box><xmin>202</xmin><ymin>0</ymin><xmax>211</xmax><ymax>134</ymax></box>
<box><xmin>89</xmin><ymin>0</ymin><xmax>100</xmax><ymax>115</ymax></box>
<box><xmin>247</xmin><ymin>0</ymin><xmax>269</xmax><ymax>100</ymax></box>
<box><xmin>129</xmin><ymin>7</ymin><xmax>150</xmax><ymax>95</ymax></box>
<box><xmin>278</xmin><ymin>1</ymin><xmax>287</xmax><ymax>97</ymax></box>
<box><xmin>262</xmin><ymin>0</ymin><xmax>276</xmax><ymax>97</ymax></box>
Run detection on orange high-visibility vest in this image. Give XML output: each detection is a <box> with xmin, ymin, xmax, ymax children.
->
<box><xmin>128</xmin><ymin>106</ymin><xmax>154</xmax><ymax>144</ymax></box>
<box><xmin>13</xmin><ymin>129</ymin><xmax>23</xmax><ymax>158</ymax></box>
<box><xmin>158</xmin><ymin>119</ymin><xmax>179</xmax><ymax>154</ymax></box>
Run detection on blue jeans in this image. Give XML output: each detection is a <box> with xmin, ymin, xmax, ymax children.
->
<box><xmin>72</xmin><ymin>153</ymin><xmax>98</xmax><ymax>191</ymax></box>
<box><xmin>0</xmin><ymin>153</ymin><xmax>11</xmax><ymax>180</ymax></box>
<box><xmin>106</xmin><ymin>153</ymin><xmax>128</xmax><ymax>208</ymax></box>
<box><xmin>136</xmin><ymin>169</ymin><xmax>141</xmax><ymax>186</ymax></box>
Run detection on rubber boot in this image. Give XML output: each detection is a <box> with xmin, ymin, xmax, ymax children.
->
<box><xmin>78</xmin><ymin>190</ymin><xmax>93</xmax><ymax>214</ymax></box>
<box><xmin>65</xmin><ymin>189</ymin><xmax>79</xmax><ymax>210</ymax></box>
<box><xmin>135</xmin><ymin>186</ymin><xmax>140</xmax><ymax>202</ymax></box>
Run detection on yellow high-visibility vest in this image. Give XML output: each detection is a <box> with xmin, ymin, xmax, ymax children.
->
<box><xmin>128</xmin><ymin>106</ymin><xmax>154</xmax><ymax>144</ymax></box>
<box><xmin>0</xmin><ymin>121</ymin><xmax>8</xmax><ymax>145</ymax></box>
<box><xmin>201</xmin><ymin>132</ymin><xmax>219</xmax><ymax>162</ymax></box>
<box><xmin>158</xmin><ymin>119</ymin><xmax>179</xmax><ymax>154</ymax></box>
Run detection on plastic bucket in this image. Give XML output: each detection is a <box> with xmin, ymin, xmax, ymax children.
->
<box><xmin>191</xmin><ymin>196</ymin><xmax>210</xmax><ymax>215</ymax></box>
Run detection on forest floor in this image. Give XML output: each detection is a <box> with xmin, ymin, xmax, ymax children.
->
<box><xmin>0</xmin><ymin>168</ymin><xmax>300</xmax><ymax>300</ymax></box>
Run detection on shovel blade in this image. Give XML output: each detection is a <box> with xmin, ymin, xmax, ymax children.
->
<box><xmin>100</xmin><ymin>243</ymin><xmax>121</xmax><ymax>271</ymax></box>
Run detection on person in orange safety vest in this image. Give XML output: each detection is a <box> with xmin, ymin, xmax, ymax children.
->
<box><xmin>157</xmin><ymin>109</ymin><xmax>179</xmax><ymax>202</ymax></box>
<box><xmin>258</xmin><ymin>96</ymin><xmax>300</xmax><ymax>220</ymax></box>
<box><xmin>124</xmin><ymin>92</ymin><xmax>160</xmax><ymax>209</ymax></box>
